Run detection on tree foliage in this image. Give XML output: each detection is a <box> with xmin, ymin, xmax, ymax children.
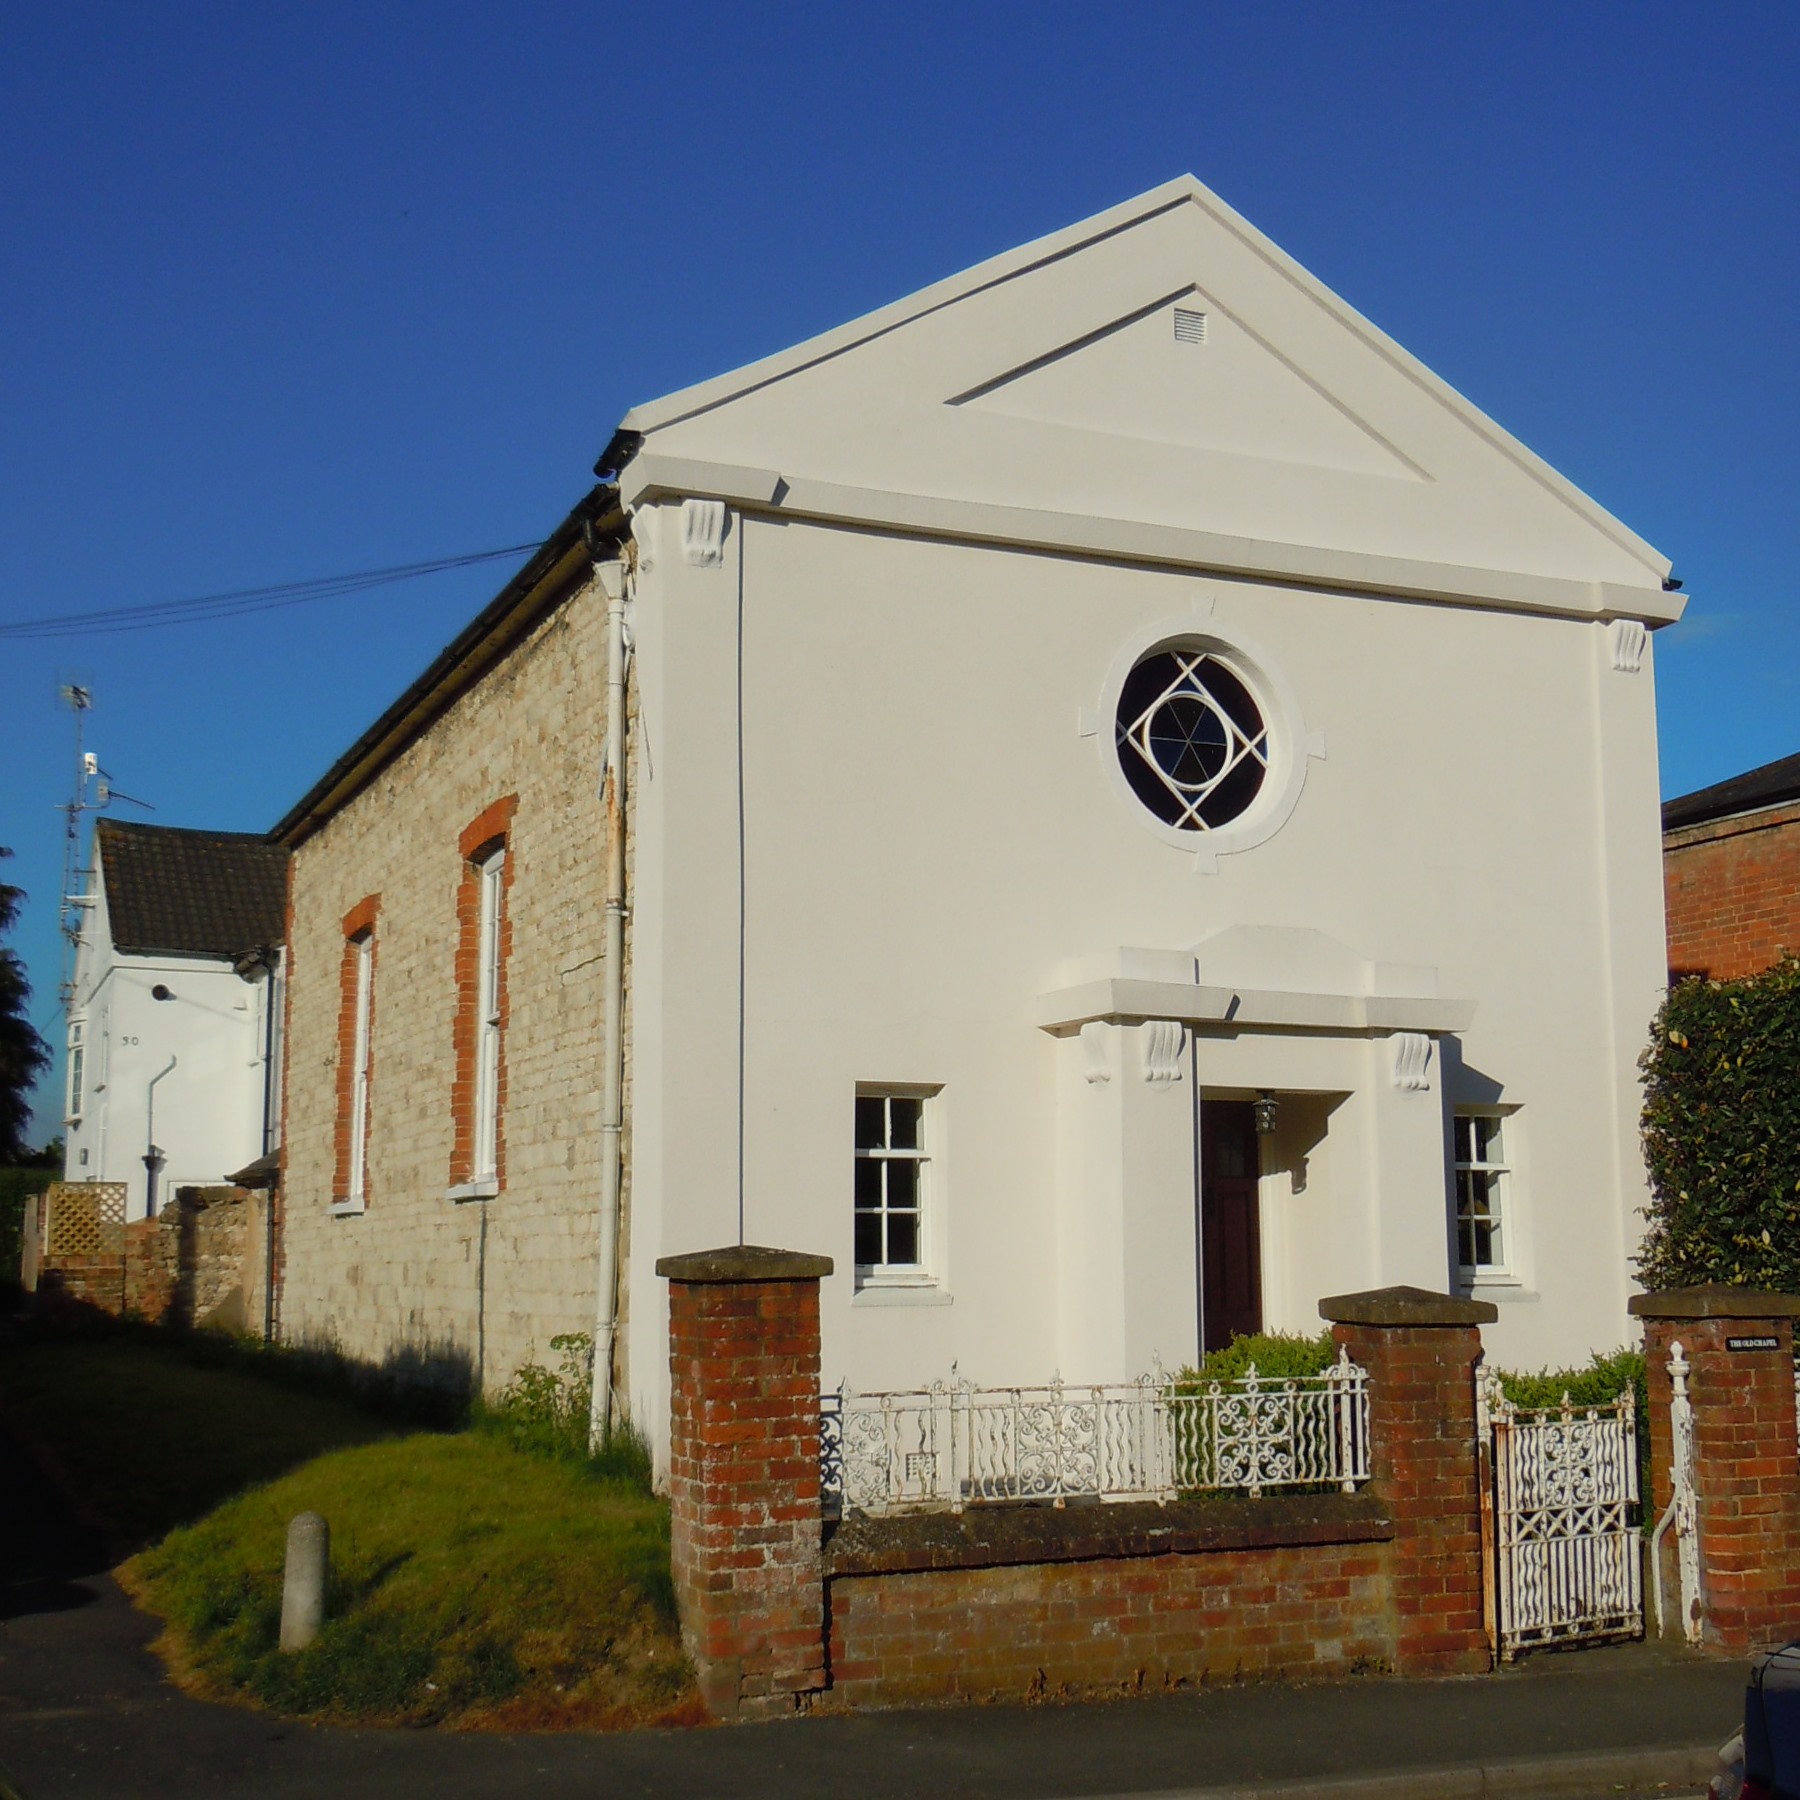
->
<box><xmin>1638</xmin><ymin>957</ymin><xmax>1800</xmax><ymax>1293</ymax></box>
<box><xmin>0</xmin><ymin>848</ymin><xmax>53</xmax><ymax>1163</ymax></box>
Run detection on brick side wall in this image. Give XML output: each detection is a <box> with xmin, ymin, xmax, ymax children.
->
<box><xmin>1664</xmin><ymin>804</ymin><xmax>1800</xmax><ymax>980</ymax></box>
<box><xmin>280</xmin><ymin>582</ymin><xmax>616</xmax><ymax>1398</ymax></box>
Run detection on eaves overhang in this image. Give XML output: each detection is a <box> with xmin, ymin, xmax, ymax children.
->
<box><xmin>270</xmin><ymin>486</ymin><xmax>626</xmax><ymax>848</ymax></box>
<box><xmin>620</xmin><ymin>452</ymin><xmax>1682</xmax><ymax>627</ymax></box>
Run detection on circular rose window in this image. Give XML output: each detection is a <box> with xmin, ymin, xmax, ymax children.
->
<box><xmin>1114</xmin><ymin>649</ymin><xmax>1270</xmax><ymax>831</ymax></box>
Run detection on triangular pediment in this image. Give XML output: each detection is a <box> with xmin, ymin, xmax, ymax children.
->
<box><xmin>951</xmin><ymin>285</ymin><xmax>1420</xmax><ymax>480</ymax></box>
<box><xmin>623</xmin><ymin>178</ymin><xmax>1670</xmax><ymax>598</ymax></box>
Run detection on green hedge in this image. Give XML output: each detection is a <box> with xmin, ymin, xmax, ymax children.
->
<box><xmin>1177</xmin><ymin>1332</ymin><xmax>1649</xmax><ymax>1497</ymax></box>
<box><xmin>1178</xmin><ymin>1330</ymin><xmax>1337</xmax><ymax>1386</ymax></box>
<box><xmin>1639</xmin><ymin>956</ymin><xmax>1800</xmax><ymax>1293</ymax></box>
<box><xmin>0</xmin><ymin>1166</ymin><xmax>54</xmax><ymax>1285</ymax></box>
<box><xmin>1178</xmin><ymin>1332</ymin><xmax>1641</xmax><ymax>1410</ymax></box>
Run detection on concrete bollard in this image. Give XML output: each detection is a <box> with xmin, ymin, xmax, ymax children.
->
<box><xmin>279</xmin><ymin>1512</ymin><xmax>329</xmax><ymax>1652</ymax></box>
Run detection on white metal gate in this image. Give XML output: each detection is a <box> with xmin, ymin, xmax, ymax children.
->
<box><xmin>1479</xmin><ymin>1372</ymin><xmax>1643</xmax><ymax>1659</ymax></box>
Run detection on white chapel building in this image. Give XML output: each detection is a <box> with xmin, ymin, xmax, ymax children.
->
<box><xmin>273</xmin><ymin>177</ymin><xmax>1681</xmax><ymax>1449</ymax></box>
<box><xmin>615</xmin><ymin>174</ymin><xmax>1679</xmax><ymax>1403</ymax></box>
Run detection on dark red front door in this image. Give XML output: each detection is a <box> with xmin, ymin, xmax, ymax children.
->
<box><xmin>1201</xmin><ymin>1099</ymin><xmax>1263</xmax><ymax>1354</ymax></box>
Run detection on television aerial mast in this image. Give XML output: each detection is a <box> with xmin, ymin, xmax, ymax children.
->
<box><xmin>56</xmin><ymin>684</ymin><xmax>154</xmax><ymax>1012</ymax></box>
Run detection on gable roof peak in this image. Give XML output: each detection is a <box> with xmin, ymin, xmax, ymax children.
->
<box><xmin>619</xmin><ymin>175</ymin><xmax>1674</xmax><ymax>611</ymax></box>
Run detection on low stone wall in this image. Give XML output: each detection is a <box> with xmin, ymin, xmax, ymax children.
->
<box><xmin>33</xmin><ymin>1183</ymin><xmax>266</xmax><ymax>1330</ymax></box>
<box><xmin>824</xmin><ymin>1494</ymin><xmax>1395</xmax><ymax>1705</ymax></box>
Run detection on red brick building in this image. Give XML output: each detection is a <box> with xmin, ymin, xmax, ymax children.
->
<box><xmin>1663</xmin><ymin>750</ymin><xmax>1800</xmax><ymax>980</ymax></box>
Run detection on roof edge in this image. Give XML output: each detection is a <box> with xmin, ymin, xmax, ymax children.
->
<box><xmin>271</xmin><ymin>487</ymin><xmax>625</xmax><ymax>847</ymax></box>
<box><xmin>95</xmin><ymin>819</ymin><xmax>276</xmax><ymax>847</ymax></box>
<box><xmin>108</xmin><ymin>942</ymin><xmax>253</xmax><ymax>964</ymax></box>
<box><xmin>1662</xmin><ymin>749</ymin><xmax>1800</xmax><ymax>832</ymax></box>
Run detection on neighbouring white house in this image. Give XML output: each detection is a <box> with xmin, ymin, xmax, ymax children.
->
<box><xmin>63</xmin><ymin>819</ymin><xmax>288</xmax><ymax>1219</ymax></box>
<box><xmin>271</xmin><ymin>176</ymin><xmax>1682</xmax><ymax>1455</ymax></box>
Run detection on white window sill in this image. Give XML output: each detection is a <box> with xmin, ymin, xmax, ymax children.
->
<box><xmin>852</xmin><ymin>1284</ymin><xmax>952</xmax><ymax>1308</ymax></box>
<box><xmin>448</xmin><ymin>1177</ymin><xmax>501</xmax><ymax>1204</ymax></box>
<box><xmin>330</xmin><ymin>1199</ymin><xmax>366</xmax><ymax>1218</ymax></box>
<box><xmin>1461</xmin><ymin>1273</ymin><xmax>1534</xmax><ymax>1299</ymax></box>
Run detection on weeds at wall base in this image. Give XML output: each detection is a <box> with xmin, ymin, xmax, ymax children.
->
<box><xmin>472</xmin><ymin>1330</ymin><xmax>654</xmax><ymax>1494</ymax></box>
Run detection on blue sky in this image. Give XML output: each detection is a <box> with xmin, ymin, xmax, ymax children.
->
<box><xmin>3</xmin><ymin>1</ymin><xmax>1796</xmax><ymax>1143</ymax></box>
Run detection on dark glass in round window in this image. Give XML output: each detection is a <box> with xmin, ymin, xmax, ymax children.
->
<box><xmin>1115</xmin><ymin>650</ymin><xmax>1270</xmax><ymax>831</ymax></box>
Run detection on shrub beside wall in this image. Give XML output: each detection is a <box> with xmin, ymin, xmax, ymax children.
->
<box><xmin>1639</xmin><ymin>956</ymin><xmax>1800</xmax><ymax>1293</ymax></box>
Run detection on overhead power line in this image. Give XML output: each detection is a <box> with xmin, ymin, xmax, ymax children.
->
<box><xmin>0</xmin><ymin>542</ymin><xmax>544</xmax><ymax>640</ymax></box>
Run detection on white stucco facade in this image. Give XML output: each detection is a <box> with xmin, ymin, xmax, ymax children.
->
<box><xmin>62</xmin><ymin>839</ymin><xmax>280</xmax><ymax>1219</ymax></box>
<box><xmin>609</xmin><ymin>176</ymin><xmax>1678</xmax><ymax>1437</ymax></box>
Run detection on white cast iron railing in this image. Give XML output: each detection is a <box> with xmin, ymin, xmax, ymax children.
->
<box><xmin>819</xmin><ymin>1350</ymin><xmax>1370</xmax><ymax>1519</ymax></box>
<box><xmin>1651</xmin><ymin>1341</ymin><xmax>1701</xmax><ymax>1646</ymax></box>
<box><xmin>1480</xmin><ymin>1369</ymin><xmax>1643</xmax><ymax>1658</ymax></box>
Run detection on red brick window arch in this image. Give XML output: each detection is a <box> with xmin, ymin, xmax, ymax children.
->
<box><xmin>334</xmin><ymin>894</ymin><xmax>379</xmax><ymax>1213</ymax></box>
<box><xmin>450</xmin><ymin>797</ymin><xmax>517</xmax><ymax>1195</ymax></box>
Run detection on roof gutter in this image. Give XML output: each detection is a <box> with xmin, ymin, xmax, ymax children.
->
<box><xmin>270</xmin><ymin>485</ymin><xmax>627</xmax><ymax>847</ymax></box>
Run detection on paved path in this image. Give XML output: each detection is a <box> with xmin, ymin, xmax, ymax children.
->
<box><xmin>0</xmin><ymin>1426</ymin><xmax>1746</xmax><ymax>1800</ymax></box>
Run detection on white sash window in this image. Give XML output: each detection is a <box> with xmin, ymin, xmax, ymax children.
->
<box><xmin>347</xmin><ymin>933</ymin><xmax>374</xmax><ymax>1206</ymax></box>
<box><xmin>473</xmin><ymin>849</ymin><xmax>505</xmax><ymax>1181</ymax></box>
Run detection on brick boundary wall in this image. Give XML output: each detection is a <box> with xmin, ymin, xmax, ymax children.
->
<box><xmin>34</xmin><ymin>1186</ymin><xmax>260</xmax><ymax>1328</ymax></box>
<box><xmin>661</xmin><ymin>1250</ymin><xmax>1499</xmax><ymax>1718</ymax></box>
<box><xmin>659</xmin><ymin>1246</ymin><xmax>834</xmax><ymax>1718</ymax></box>
<box><xmin>824</xmin><ymin>1495</ymin><xmax>1396</xmax><ymax>1706</ymax></box>
<box><xmin>1663</xmin><ymin>803</ymin><xmax>1800</xmax><ymax>981</ymax></box>
<box><xmin>1321</xmin><ymin>1285</ymin><xmax>1495</xmax><ymax>1677</ymax></box>
<box><xmin>1634</xmin><ymin>1286</ymin><xmax>1800</xmax><ymax>1654</ymax></box>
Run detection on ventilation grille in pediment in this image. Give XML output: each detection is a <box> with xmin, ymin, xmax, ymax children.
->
<box><xmin>1173</xmin><ymin>306</ymin><xmax>1208</xmax><ymax>345</ymax></box>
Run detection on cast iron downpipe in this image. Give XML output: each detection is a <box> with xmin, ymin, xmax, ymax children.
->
<box><xmin>143</xmin><ymin>1053</ymin><xmax>177</xmax><ymax>1220</ymax></box>
<box><xmin>587</xmin><ymin>550</ymin><xmax>630</xmax><ymax>1449</ymax></box>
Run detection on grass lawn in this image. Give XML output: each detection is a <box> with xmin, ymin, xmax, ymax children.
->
<box><xmin>125</xmin><ymin>1433</ymin><xmax>697</xmax><ymax>1728</ymax></box>
<box><xmin>3</xmin><ymin>1331</ymin><xmax>697</xmax><ymax>1728</ymax></box>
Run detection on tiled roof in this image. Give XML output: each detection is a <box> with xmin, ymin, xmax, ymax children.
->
<box><xmin>96</xmin><ymin>819</ymin><xmax>287</xmax><ymax>960</ymax></box>
<box><xmin>1663</xmin><ymin>751</ymin><xmax>1800</xmax><ymax>833</ymax></box>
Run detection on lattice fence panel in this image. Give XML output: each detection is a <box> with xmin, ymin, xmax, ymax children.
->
<box><xmin>45</xmin><ymin>1182</ymin><xmax>127</xmax><ymax>1258</ymax></box>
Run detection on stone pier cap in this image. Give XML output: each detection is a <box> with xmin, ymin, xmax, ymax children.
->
<box><xmin>1319</xmin><ymin>1285</ymin><xmax>1498</xmax><ymax>1327</ymax></box>
<box><xmin>655</xmin><ymin>1245</ymin><xmax>834</xmax><ymax>1283</ymax></box>
<box><xmin>1629</xmin><ymin>1284</ymin><xmax>1800</xmax><ymax>1320</ymax></box>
